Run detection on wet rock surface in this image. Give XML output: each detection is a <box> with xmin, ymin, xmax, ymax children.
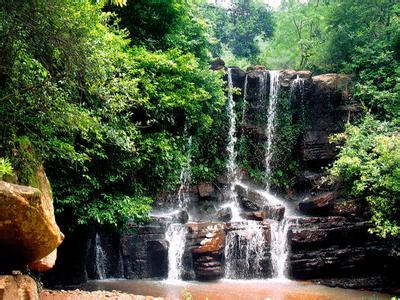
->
<box><xmin>298</xmin><ymin>192</ymin><xmax>336</xmax><ymax>215</ymax></box>
<box><xmin>288</xmin><ymin>216</ymin><xmax>399</xmax><ymax>291</ymax></box>
<box><xmin>263</xmin><ymin>204</ymin><xmax>285</xmax><ymax>221</ymax></box>
<box><xmin>235</xmin><ymin>184</ymin><xmax>267</xmax><ymax>211</ymax></box>
<box><xmin>187</xmin><ymin>222</ymin><xmax>225</xmax><ymax>280</ymax></box>
<box><xmin>215</xmin><ymin>207</ymin><xmax>232</xmax><ymax>222</ymax></box>
<box><xmin>122</xmin><ymin>223</ymin><xmax>168</xmax><ymax>280</ymax></box>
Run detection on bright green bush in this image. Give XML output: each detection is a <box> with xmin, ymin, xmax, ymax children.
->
<box><xmin>330</xmin><ymin>116</ymin><xmax>400</xmax><ymax>238</ymax></box>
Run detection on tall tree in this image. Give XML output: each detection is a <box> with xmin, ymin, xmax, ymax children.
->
<box><xmin>201</xmin><ymin>0</ymin><xmax>275</xmax><ymax>62</ymax></box>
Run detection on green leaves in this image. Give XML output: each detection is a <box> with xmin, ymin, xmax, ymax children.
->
<box><xmin>330</xmin><ymin>116</ymin><xmax>400</xmax><ymax>238</ymax></box>
<box><xmin>0</xmin><ymin>0</ymin><xmax>226</xmax><ymax>228</ymax></box>
<box><xmin>0</xmin><ymin>158</ymin><xmax>13</xmax><ymax>178</ymax></box>
<box><xmin>200</xmin><ymin>0</ymin><xmax>275</xmax><ymax>63</ymax></box>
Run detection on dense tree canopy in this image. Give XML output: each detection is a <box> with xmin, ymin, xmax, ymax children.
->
<box><xmin>201</xmin><ymin>0</ymin><xmax>275</xmax><ymax>63</ymax></box>
<box><xmin>0</xmin><ymin>0</ymin><xmax>225</xmax><ymax>227</ymax></box>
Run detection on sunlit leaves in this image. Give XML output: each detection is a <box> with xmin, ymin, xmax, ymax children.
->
<box><xmin>0</xmin><ymin>158</ymin><xmax>13</xmax><ymax>177</ymax></box>
<box><xmin>110</xmin><ymin>0</ymin><xmax>127</xmax><ymax>7</ymax></box>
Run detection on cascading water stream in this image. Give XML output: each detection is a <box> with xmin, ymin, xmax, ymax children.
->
<box><xmin>226</xmin><ymin>68</ymin><xmax>237</xmax><ymax>181</ymax></box>
<box><xmin>164</xmin><ymin>134</ymin><xmax>193</xmax><ymax>281</ymax></box>
<box><xmin>270</xmin><ymin>219</ymin><xmax>290</xmax><ymax>279</ymax></box>
<box><xmin>225</xmin><ymin>68</ymin><xmax>242</xmax><ymax>221</ymax></box>
<box><xmin>165</xmin><ymin>223</ymin><xmax>187</xmax><ymax>281</ymax></box>
<box><xmin>223</xmin><ymin>69</ymin><xmax>266</xmax><ymax>279</ymax></box>
<box><xmin>95</xmin><ymin>233</ymin><xmax>106</xmax><ymax>280</ymax></box>
<box><xmin>290</xmin><ymin>75</ymin><xmax>305</xmax><ymax>103</ymax></box>
<box><xmin>262</xmin><ymin>71</ymin><xmax>292</xmax><ymax>279</ymax></box>
<box><xmin>264</xmin><ymin>71</ymin><xmax>280</xmax><ymax>193</ymax></box>
<box><xmin>225</xmin><ymin>220</ymin><xmax>266</xmax><ymax>279</ymax></box>
<box><xmin>241</xmin><ymin>74</ymin><xmax>249</xmax><ymax>125</ymax></box>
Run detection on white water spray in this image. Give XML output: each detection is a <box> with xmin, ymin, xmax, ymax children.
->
<box><xmin>165</xmin><ymin>223</ymin><xmax>187</xmax><ymax>280</ymax></box>
<box><xmin>95</xmin><ymin>233</ymin><xmax>106</xmax><ymax>280</ymax></box>
<box><xmin>270</xmin><ymin>219</ymin><xmax>291</xmax><ymax>279</ymax></box>
<box><xmin>225</xmin><ymin>68</ymin><xmax>242</xmax><ymax>221</ymax></box>
<box><xmin>290</xmin><ymin>74</ymin><xmax>305</xmax><ymax>103</ymax></box>
<box><xmin>225</xmin><ymin>221</ymin><xmax>266</xmax><ymax>279</ymax></box>
<box><xmin>265</xmin><ymin>71</ymin><xmax>280</xmax><ymax>192</ymax></box>
<box><xmin>241</xmin><ymin>74</ymin><xmax>249</xmax><ymax>125</ymax></box>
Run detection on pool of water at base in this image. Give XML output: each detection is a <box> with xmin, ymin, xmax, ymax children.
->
<box><xmin>79</xmin><ymin>279</ymin><xmax>392</xmax><ymax>300</ymax></box>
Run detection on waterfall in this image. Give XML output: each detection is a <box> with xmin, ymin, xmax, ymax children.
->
<box><xmin>265</xmin><ymin>71</ymin><xmax>280</xmax><ymax>192</ymax></box>
<box><xmin>290</xmin><ymin>75</ymin><xmax>305</xmax><ymax>102</ymax></box>
<box><xmin>225</xmin><ymin>68</ymin><xmax>242</xmax><ymax>221</ymax></box>
<box><xmin>95</xmin><ymin>233</ymin><xmax>106</xmax><ymax>280</ymax></box>
<box><xmin>177</xmin><ymin>135</ymin><xmax>193</xmax><ymax>211</ymax></box>
<box><xmin>290</xmin><ymin>74</ymin><xmax>305</xmax><ymax>102</ymax></box>
<box><xmin>225</xmin><ymin>221</ymin><xmax>266</xmax><ymax>279</ymax></box>
<box><xmin>226</xmin><ymin>68</ymin><xmax>238</xmax><ymax>181</ymax></box>
<box><xmin>165</xmin><ymin>223</ymin><xmax>187</xmax><ymax>280</ymax></box>
<box><xmin>260</xmin><ymin>70</ymin><xmax>292</xmax><ymax>280</ymax></box>
<box><xmin>162</xmin><ymin>135</ymin><xmax>193</xmax><ymax>281</ymax></box>
<box><xmin>241</xmin><ymin>74</ymin><xmax>249</xmax><ymax>125</ymax></box>
<box><xmin>270</xmin><ymin>219</ymin><xmax>291</xmax><ymax>279</ymax></box>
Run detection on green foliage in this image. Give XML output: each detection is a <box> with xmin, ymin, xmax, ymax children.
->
<box><xmin>12</xmin><ymin>136</ymin><xmax>41</xmax><ymax>187</ymax></box>
<box><xmin>323</xmin><ymin>1</ymin><xmax>399</xmax><ymax>238</ymax></box>
<box><xmin>260</xmin><ymin>0</ymin><xmax>329</xmax><ymax>70</ymax></box>
<box><xmin>330</xmin><ymin>116</ymin><xmax>400</xmax><ymax>238</ymax></box>
<box><xmin>0</xmin><ymin>0</ymin><xmax>225</xmax><ymax>227</ymax></box>
<box><xmin>351</xmin><ymin>45</ymin><xmax>400</xmax><ymax>120</ymax></box>
<box><xmin>110</xmin><ymin>0</ymin><xmax>215</xmax><ymax>62</ymax></box>
<box><xmin>322</xmin><ymin>0</ymin><xmax>399</xmax><ymax>72</ymax></box>
<box><xmin>262</xmin><ymin>1</ymin><xmax>399</xmax><ymax>72</ymax></box>
<box><xmin>0</xmin><ymin>157</ymin><xmax>13</xmax><ymax>178</ymax></box>
<box><xmin>201</xmin><ymin>0</ymin><xmax>274</xmax><ymax>62</ymax></box>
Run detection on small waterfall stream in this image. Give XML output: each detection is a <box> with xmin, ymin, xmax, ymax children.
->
<box><xmin>164</xmin><ymin>134</ymin><xmax>193</xmax><ymax>281</ymax></box>
<box><xmin>241</xmin><ymin>74</ymin><xmax>249</xmax><ymax>125</ymax></box>
<box><xmin>223</xmin><ymin>69</ymin><xmax>266</xmax><ymax>278</ymax></box>
<box><xmin>291</xmin><ymin>75</ymin><xmax>305</xmax><ymax>103</ymax></box>
<box><xmin>265</xmin><ymin>71</ymin><xmax>280</xmax><ymax>192</ymax></box>
<box><xmin>95</xmin><ymin>233</ymin><xmax>106</xmax><ymax>280</ymax></box>
<box><xmin>225</xmin><ymin>68</ymin><xmax>242</xmax><ymax>221</ymax></box>
<box><xmin>270</xmin><ymin>219</ymin><xmax>290</xmax><ymax>279</ymax></box>
<box><xmin>165</xmin><ymin>223</ymin><xmax>187</xmax><ymax>280</ymax></box>
<box><xmin>262</xmin><ymin>71</ymin><xmax>292</xmax><ymax>279</ymax></box>
<box><xmin>225</xmin><ymin>220</ymin><xmax>266</xmax><ymax>279</ymax></box>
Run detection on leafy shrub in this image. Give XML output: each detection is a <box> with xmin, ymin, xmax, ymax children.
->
<box><xmin>330</xmin><ymin>116</ymin><xmax>400</xmax><ymax>238</ymax></box>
